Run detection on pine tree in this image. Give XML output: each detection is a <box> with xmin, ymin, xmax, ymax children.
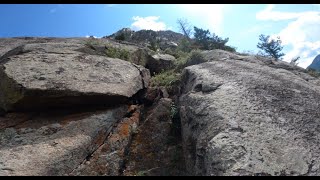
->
<box><xmin>257</xmin><ymin>34</ymin><xmax>285</xmax><ymax>60</ymax></box>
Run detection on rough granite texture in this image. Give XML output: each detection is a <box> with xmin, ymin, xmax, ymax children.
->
<box><xmin>0</xmin><ymin>42</ymin><xmax>150</xmax><ymax>111</ymax></box>
<box><xmin>179</xmin><ymin>53</ymin><xmax>320</xmax><ymax>176</ymax></box>
<box><xmin>0</xmin><ymin>106</ymin><xmax>127</xmax><ymax>176</ymax></box>
<box><xmin>147</xmin><ymin>54</ymin><xmax>176</xmax><ymax>74</ymax></box>
<box><xmin>69</xmin><ymin>105</ymin><xmax>141</xmax><ymax>176</ymax></box>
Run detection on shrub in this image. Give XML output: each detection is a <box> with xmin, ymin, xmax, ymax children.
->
<box><xmin>105</xmin><ymin>46</ymin><xmax>130</xmax><ymax>61</ymax></box>
<box><xmin>84</xmin><ymin>39</ymin><xmax>101</xmax><ymax>49</ymax></box>
<box><xmin>175</xmin><ymin>50</ymin><xmax>207</xmax><ymax>71</ymax></box>
<box><xmin>186</xmin><ymin>50</ymin><xmax>207</xmax><ymax>66</ymax></box>
<box><xmin>115</xmin><ymin>33</ymin><xmax>126</xmax><ymax>41</ymax></box>
<box><xmin>150</xmin><ymin>69</ymin><xmax>180</xmax><ymax>88</ymax></box>
<box><xmin>307</xmin><ymin>68</ymin><xmax>320</xmax><ymax>78</ymax></box>
<box><xmin>221</xmin><ymin>45</ymin><xmax>237</xmax><ymax>53</ymax></box>
<box><xmin>290</xmin><ymin>56</ymin><xmax>300</xmax><ymax>66</ymax></box>
<box><xmin>177</xmin><ymin>38</ymin><xmax>192</xmax><ymax>53</ymax></box>
<box><xmin>164</xmin><ymin>48</ymin><xmax>189</xmax><ymax>60</ymax></box>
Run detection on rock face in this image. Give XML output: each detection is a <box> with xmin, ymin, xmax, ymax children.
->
<box><xmin>3</xmin><ymin>34</ymin><xmax>320</xmax><ymax>177</ymax></box>
<box><xmin>307</xmin><ymin>54</ymin><xmax>320</xmax><ymax>71</ymax></box>
<box><xmin>0</xmin><ymin>37</ymin><xmax>152</xmax><ymax>176</ymax></box>
<box><xmin>0</xmin><ymin>107</ymin><xmax>127</xmax><ymax>176</ymax></box>
<box><xmin>201</xmin><ymin>49</ymin><xmax>320</xmax><ymax>86</ymax></box>
<box><xmin>124</xmin><ymin>98</ymin><xmax>186</xmax><ymax>176</ymax></box>
<box><xmin>179</xmin><ymin>51</ymin><xmax>320</xmax><ymax>176</ymax></box>
<box><xmin>0</xmin><ymin>42</ymin><xmax>150</xmax><ymax>111</ymax></box>
<box><xmin>70</xmin><ymin>105</ymin><xmax>141</xmax><ymax>176</ymax></box>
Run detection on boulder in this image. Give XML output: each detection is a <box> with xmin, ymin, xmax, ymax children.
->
<box><xmin>0</xmin><ymin>106</ymin><xmax>127</xmax><ymax>176</ymax></box>
<box><xmin>0</xmin><ymin>43</ymin><xmax>150</xmax><ymax>111</ymax></box>
<box><xmin>201</xmin><ymin>49</ymin><xmax>320</xmax><ymax>86</ymax></box>
<box><xmin>179</xmin><ymin>56</ymin><xmax>320</xmax><ymax>176</ymax></box>
<box><xmin>148</xmin><ymin>54</ymin><xmax>176</xmax><ymax>74</ymax></box>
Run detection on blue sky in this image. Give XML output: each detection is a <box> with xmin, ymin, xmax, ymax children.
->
<box><xmin>0</xmin><ymin>4</ymin><xmax>320</xmax><ymax>68</ymax></box>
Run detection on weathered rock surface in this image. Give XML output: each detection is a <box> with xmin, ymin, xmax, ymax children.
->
<box><xmin>201</xmin><ymin>49</ymin><xmax>320</xmax><ymax>85</ymax></box>
<box><xmin>179</xmin><ymin>52</ymin><xmax>320</xmax><ymax>176</ymax></box>
<box><xmin>0</xmin><ymin>106</ymin><xmax>127</xmax><ymax>176</ymax></box>
<box><xmin>70</xmin><ymin>105</ymin><xmax>141</xmax><ymax>176</ymax></box>
<box><xmin>0</xmin><ymin>42</ymin><xmax>150</xmax><ymax>111</ymax></box>
<box><xmin>148</xmin><ymin>54</ymin><xmax>176</xmax><ymax>74</ymax></box>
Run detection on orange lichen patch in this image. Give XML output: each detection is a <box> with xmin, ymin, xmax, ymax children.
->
<box><xmin>110</xmin><ymin>106</ymin><xmax>141</xmax><ymax>140</ymax></box>
<box><xmin>90</xmin><ymin>105</ymin><xmax>141</xmax><ymax>159</ymax></box>
<box><xmin>70</xmin><ymin>105</ymin><xmax>143</xmax><ymax>176</ymax></box>
<box><xmin>117</xmin><ymin>120</ymin><xmax>131</xmax><ymax>137</ymax></box>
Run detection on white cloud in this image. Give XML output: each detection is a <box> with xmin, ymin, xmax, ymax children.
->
<box><xmin>257</xmin><ymin>5</ymin><xmax>320</xmax><ymax>68</ymax></box>
<box><xmin>177</xmin><ymin>4</ymin><xmax>229</xmax><ymax>35</ymax></box>
<box><xmin>256</xmin><ymin>4</ymin><xmax>303</xmax><ymax>21</ymax></box>
<box><xmin>85</xmin><ymin>35</ymin><xmax>100</xmax><ymax>38</ymax></box>
<box><xmin>131</xmin><ymin>16</ymin><xmax>167</xmax><ymax>31</ymax></box>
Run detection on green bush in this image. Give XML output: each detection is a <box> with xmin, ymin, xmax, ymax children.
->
<box><xmin>186</xmin><ymin>50</ymin><xmax>206</xmax><ymax>66</ymax></box>
<box><xmin>177</xmin><ymin>38</ymin><xmax>192</xmax><ymax>53</ymax></box>
<box><xmin>115</xmin><ymin>33</ymin><xmax>126</xmax><ymax>41</ymax></box>
<box><xmin>84</xmin><ymin>39</ymin><xmax>101</xmax><ymax>49</ymax></box>
<box><xmin>175</xmin><ymin>50</ymin><xmax>207</xmax><ymax>72</ymax></box>
<box><xmin>105</xmin><ymin>46</ymin><xmax>130</xmax><ymax>61</ymax></box>
<box><xmin>221</xmin><ymin>45</ymin><xmax>237</xmax><ymax>53</ymax></box>
<box><xmin>150</xmin><ymin>69</ymin><xmax>180</xmax><ymax>88</ymax></box>
<box><xmin>163</xmin><ymin>48</ymin><xmax>189</xmax><ymax>60</ymax></box>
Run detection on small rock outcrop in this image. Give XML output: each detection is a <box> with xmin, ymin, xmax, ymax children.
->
<box><xmin>148</xmin><ymin>54</ymin><xmax>176</xmax><ymax>74</ymax></box>
<box><xmin>105</xmin><ymin>28</ymin><xmax>184</xmax><ymax>51</ymax></box>
<box><xmin>179</xmin><ymin>50</ymin><xmax>320</xmax><ymax>176</ymax></box>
